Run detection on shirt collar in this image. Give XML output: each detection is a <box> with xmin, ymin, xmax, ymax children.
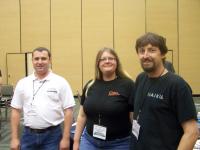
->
<box><xmin>31</xmin><ymin>70</ymin><xmax>53</xmax><ymax>82</ymax></box>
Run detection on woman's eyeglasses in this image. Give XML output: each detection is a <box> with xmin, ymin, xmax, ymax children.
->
<box><xmin>99</xmin><ymin>57</ymin><xmax>116</xmax><ymax>62</ymax></box>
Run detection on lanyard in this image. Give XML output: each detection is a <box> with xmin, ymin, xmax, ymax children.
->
<box><xmin>135</xmin><ymin>69</ymin><xmax>166</xmax><ymax>120</ymax></box>
<box><xmin>32</xmin><ymin>80</ymin><xmax>46</xmax><ymax>102</ymax></box>
<box><xmin>137</xmin><ymin>77</ymin><xmax>151</xmax><ymax>120</ymax></box>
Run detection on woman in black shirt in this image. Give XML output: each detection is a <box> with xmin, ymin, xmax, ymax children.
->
<box><xmin>73</xmin><ymin>47</ymin><xmax>135</xmax><ymax>150</ymax></box>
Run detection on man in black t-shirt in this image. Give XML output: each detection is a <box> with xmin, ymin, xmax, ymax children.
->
<box><xmin>133</xmin><ymin>32</ymin><xmax>199</xmax><ymax>150</ymax></box>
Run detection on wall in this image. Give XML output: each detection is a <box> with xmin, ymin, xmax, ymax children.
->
<box><xmin>0</xmin><ymin>0</ymin><xmax>199</xmax><ymax>94</ymax></box>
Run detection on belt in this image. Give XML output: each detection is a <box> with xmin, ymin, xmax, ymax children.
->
<box><xmin>25</xmin><ymin>125</ymin><xmax>60</xmax><ymax>133</ymax></box>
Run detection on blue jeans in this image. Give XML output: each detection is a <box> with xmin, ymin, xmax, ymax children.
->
<box><xmin>20</xmin><ymin>125</ymin><xmax>62</xmax><ymax>150</ymax></box>
<box><xmin>80</xmin><ymin>131</ymin><xmax>131</xmax><ymax>150</ymax></box>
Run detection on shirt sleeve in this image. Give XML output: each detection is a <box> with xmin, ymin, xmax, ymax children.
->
<box><xmin>172</xmin><ymin>77</ymin><xmax>197</xmax><ymax>123</ymax></box>
<box><xmin>10</xmin><ymin>79</ymin><xmax>24</xmax><ymax>109</ymax></box>
<box><xmin>60</xmin><ymin>79</ymin><xmax>75</xmax><ymax>109</ymax></box>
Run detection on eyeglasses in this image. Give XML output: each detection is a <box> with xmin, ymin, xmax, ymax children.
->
<box><xmin>99</xmin><ymin>57</ymin><xmax>116</xmax><ymax>62</ymax></box>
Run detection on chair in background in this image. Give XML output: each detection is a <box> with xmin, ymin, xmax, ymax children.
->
<box><xmin>0</xmin><ymin>84</ymin><xmax>14</xmax><ymax>121</ymax></box>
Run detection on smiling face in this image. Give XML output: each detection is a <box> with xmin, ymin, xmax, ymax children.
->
<box><xmin>137</xmin><ymin>44</ymin><xmax>165</xmax><ymax>73</ymax></box>
<box><xmin>32</xmin><ymin>50</ymin><xmax>51</xmax><ymax>79</ymax></box>
<box><xmin>98</xmin><ymin>51</ymin><xmax>117</xmax><ymax>80</ymax></box>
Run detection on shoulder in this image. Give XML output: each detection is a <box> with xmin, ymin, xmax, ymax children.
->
<box><xmin>48</xmin><ymin>73</ymin><xmax>73</xmax><ymax>89</ymax></box>
<box><xmin>14</xmin><ymin>75</ymin><xmax>33</xmax><ymax>91</ymax></box>
<box><xmin>82</xmin><ymin>79</ymin><xmax>95</xmax><ymax>93</ymax></box>
<box><xmin>136</xmin><ymin>72</ymin><xmax>147</xmax><ymax>81</ymax></box>
<box><xmin>17</xmin><ymin>74</ymin><xmax>33</xmax><ymax>84</ymax></box>
<box><xmin>49</xmin><ymin>72</ymin><xmax>68</xmax><ymax>83</ymax></box>
<box><xmin>166</xmin><ymin>72</ymin><xmax>188</xmax><ymax>85</ymax></box>
<box><xmin>135</xmin><ymin>72</ymin><xmax>147</xmax><ymax>85</ymax></box>
<box><xmin>118</xmin><ymin>77</ymin><xmax>134</xmax><ymax>85</ymax></box>
<box><xmin>114</xmin><ymin>78</ymin><xmax>135</xmax><ymax>90</ymax></box>
<box><xmin>83</xmin><ymin>79</ymin><xmax>94</xmax><ymax>88</ymax></box>
<box><xmin>165</xmin><ymin>72</ymin><xmax>192</xmax><ymax>92</ymax></box>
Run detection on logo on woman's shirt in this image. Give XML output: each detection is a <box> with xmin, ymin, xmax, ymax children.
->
<box><xmin>108</xmin><ymin>90</ymin><xmax>120</xmax><ymax>96</ymax></box>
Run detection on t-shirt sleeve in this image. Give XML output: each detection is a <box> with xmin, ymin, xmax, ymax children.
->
<box><xmin>171</xmin><ymin>78</ymin><xmax>197</xmax><ymax>123</ymax></box>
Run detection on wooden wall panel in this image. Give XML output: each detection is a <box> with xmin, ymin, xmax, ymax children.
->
<box><xmin>0</xmin><ymin>0</ymin><xmax>20</xmax><ymax>84</ymax></box>
<box><xmin>146</xmin><ymin>0</ymin><xmax>178</xmax><ymax>72</ymax></box>
<box><xmin>0</xmin><ymin>0</ymin><xmax>200</xmax><ymax>94</ymax></box>
<box><xmin>114</xmin><ymin>0</ymin><xmax>145</xmax><ymax>80</ymax></box>
<box><xmin>27</xmin><ymin>52</ymin><xmax>34</xmax><ymax>75</ymax></box>
<box><xmin>82</xmin><ymin>0</ymin><xmax>113</xmax><ymax>85</ymax></box>
<box><xmin>51</xmin><ymin>0</ymin><xmax>82</xmax><ymax>94</ymax></box>
<box><xmin>21</xmin><ymin>0</ymin><xmax>50</xmax><ymax>52</ymax></box>
<box><xmin>7</xmin><ymin>53</ymin><xmax>26</xmax><ymax>86</ymax></box>
<box><xmin>179</xmin><ymin>0</ymin><xmax>200</xmax><ymax>94</ymax></box>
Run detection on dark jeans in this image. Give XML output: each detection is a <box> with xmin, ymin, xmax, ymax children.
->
<box><xmin>129</xmin><ymin>133</ymin><xmax>137</xmax><ymax>150</ymax></box>
<box><xmin>80</xmin><ymin>130</ymin><xmax>132</xmax><ymax>150</ymax></box>
<box><xmin>20</xmin><ymin>125</ymin><xmax>62</xmax><ymax>150</ymax></box>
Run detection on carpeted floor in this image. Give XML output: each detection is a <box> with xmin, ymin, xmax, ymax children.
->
<box><xmin>0</xmin><ymin>109</ymin><xmax>11</xmax><ymax>150</ymax></box>
<box><xmin>0</xmin><ymin>126</ymin><xmax>10</xmax><ymax>149</ymax></box>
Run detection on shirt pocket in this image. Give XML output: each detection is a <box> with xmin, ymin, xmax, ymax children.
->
<box><xmin>46</xmin><ymin>88</ymin><xmax>59</xmax><ymax>102</ymax></box>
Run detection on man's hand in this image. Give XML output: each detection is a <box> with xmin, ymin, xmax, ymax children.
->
<box><xmin>73</xmin><ymin>141</ymin><xmax>80</xmax><ymax>150</ymax></box>
<box><xmin>10</xmin><ymin>138</ymin><xmax>20</xmax><ymax>150</ymax></box>
<box><xmin>59</xmin><ymin>138</ymin><xmax>70</xmax><ymax>150</ymax></box>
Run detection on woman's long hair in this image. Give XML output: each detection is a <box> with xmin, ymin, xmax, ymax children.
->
<box><xmin>85</xmin><ymin>47</ymin><xmax>132</xmax><ymax>97</ymax></box>
<box><xmin>95</xmin><ymin>47</ymin><xmax>131</xmax><ymax>80</ymax></box>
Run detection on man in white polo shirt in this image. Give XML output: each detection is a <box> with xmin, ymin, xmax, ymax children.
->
<box><xmin>10</xmin><ymin>47</ymin><xmax>75</xmax><ymax>150</ymax></box>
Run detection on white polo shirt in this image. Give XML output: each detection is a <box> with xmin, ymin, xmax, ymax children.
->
<box><xmin>11</xmin><ymin>72</ymin><xmax>75</xmax><ymax>129</ymax></box>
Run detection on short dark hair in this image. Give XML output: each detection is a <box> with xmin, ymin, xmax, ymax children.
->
<box><xmin>135</xmin><ymin>32</ymin><xmax>168</xmax><ymax>55</ymax></box>
<box><xmin>32</xmin><ymin>47</ymin><xmax>51</xmax><ymax>58</ymax></box>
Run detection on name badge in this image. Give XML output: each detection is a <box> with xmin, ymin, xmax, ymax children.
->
<box><xmin>93</xmin><ymin>124</ymin><xmax>107</xmax><ymax>140</ymax></box>
<box><xmin>132</xmin><ymin>119</ymin><xmax>140</xmax><ymax>139</ymax></box>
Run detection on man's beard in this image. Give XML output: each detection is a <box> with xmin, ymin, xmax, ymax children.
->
<box><xmin>141</xmin><ymin>61</ymin><xmax>156</xmax><ymax>73</ymax></box>
<box><xmin>142</xmin><ymin>66</ymin><xmax>155</xmax><ymax>73</ymax></box>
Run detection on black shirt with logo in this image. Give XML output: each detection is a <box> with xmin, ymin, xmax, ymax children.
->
<box><xmin>81</xmin><ymin>77</ymin><xmax>135</xmax><ymax>140</ymax></box>
<box><xmin>134</xmin><ymin>72</ymin><xmax>197</xmax><ymax>150</ymax></box>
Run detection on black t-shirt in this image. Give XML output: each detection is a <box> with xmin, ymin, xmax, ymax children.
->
<box><xmin>81</xmin><ymin>77</ymin><xmax>135</xmax><ymax>140</ymax></box>
<box><xmin>134</xmin><ymin>72</ymin><xmax>197</xmax><ymax>150</ymax></box>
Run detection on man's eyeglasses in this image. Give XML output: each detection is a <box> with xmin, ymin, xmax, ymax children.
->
<box><xmin>99</xmin><ymin>57</ymin><xmax>116</xmax><ymax>62</ymax></box>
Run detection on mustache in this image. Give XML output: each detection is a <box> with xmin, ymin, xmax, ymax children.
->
<box><xmin>141</xmin><ymin>58</ymin><xmax>152</xmax><ymax>62</ymax></box>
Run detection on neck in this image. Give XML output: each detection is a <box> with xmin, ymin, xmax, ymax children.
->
<box><xmin>35</xmin><ymin>71</ymin><xmax>49</xmax><ymax>80</ymax></box>
<box><xmin>148</xmin><ymin>67</ymin><xmax>167</xmax><ymax>78</ymax></box>
<box><xmin>103</xmin><ymin>73</ymin><xmax>117</xmax><ymax>81</ymax></box>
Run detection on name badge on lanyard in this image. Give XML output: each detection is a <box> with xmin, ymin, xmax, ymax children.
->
<box><xmin>132</xmin><ymin>119</ymin><xmax>140</xmax><ymax>139</ymax></box>
<box><xmin>93</xmin><ymin>124</ymin><xmax>107</xmax><ymax>140</ymax></box>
